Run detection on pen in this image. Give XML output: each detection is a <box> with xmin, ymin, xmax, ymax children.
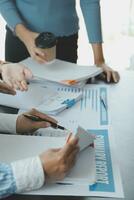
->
<box><xmin>56</xmin><ymin>182</ymin><xmax>73</xmax><ymax>185</ymax></box>
<box><xmin>100</xmin><ymin>96</ymin><xmax>107</xmax><ymax>110</ymax></box>
<box><xmin>23</xmin><ymin>114</ymin><xmax>66</xmax><ymax>130</ymax></box>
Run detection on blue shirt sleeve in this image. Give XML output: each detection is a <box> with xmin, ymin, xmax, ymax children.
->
<box><xmin>0</xmin><ymin>163</ymin><xmax>17</xmax><ymax>199</ymax></box>
<box><xmin>0</xmin><ymin>0</ymin><xmax>23</xmax><ymax>31</ymax></box>
<box><xmin>0</xmin><ymin>0</ymin><xmax>103</xmax><ymax>43</ymax></box>
<box><xmin>80</xmin><ymin>0</ymin><xmax>103</xmax><ymax>43</ymax></box>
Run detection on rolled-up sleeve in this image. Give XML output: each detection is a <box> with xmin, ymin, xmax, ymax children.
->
<box><xmin>0</xmin><ymin>157</ymin><xmax>45</xmax><ymax>198</ymax></box>
<box><xmin>0</xmin><ymin>0</ymin><xmax>23</xmax><ymax>31</ymax></box>
<box><xmin>80</xmin><ymin>0</ymin><xmax>103</xmax><ymax>43</ymax></box>
<box><xmin>0</xmin><ymin>113</ymin><xmax>18</xmax><ymax>134</ymax></box>
<box><xmin>11</xmin><ymin>156</ymin><xmax>45</xmax><ymax>193</ymax></box>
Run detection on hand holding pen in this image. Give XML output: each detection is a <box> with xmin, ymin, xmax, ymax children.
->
<box><xmin>23</xmin><ymin>113</ymin><xmax>66</xmax><ymax>130</ymax></box>
<box><xmin>23</xmin><ymin>108</ymin><xmax>76</xmax><ymax>145</ymax></box>
<box><xmin>23</xmin><ymin>111</ymin><xmax>77</xmax><ymax>147</ymax></box>
<box><xmin>16</xmin><ymin>108</ymin><xmax>65</xmax><ymax>135</ymax></box>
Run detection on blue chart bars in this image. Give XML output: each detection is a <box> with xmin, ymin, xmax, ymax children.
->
<box><xmin>57</xmin><ymin>86</ymin><xmax>108</xmax><ymax>126</ymax></box>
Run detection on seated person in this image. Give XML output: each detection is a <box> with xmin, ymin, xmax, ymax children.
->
<box><xmin>0</xmin><ymin>63</ymin><xmax>79</xmax><ymax>198</ymax></box>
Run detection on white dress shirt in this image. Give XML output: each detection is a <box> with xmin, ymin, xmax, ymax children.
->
<box><xmin>0</xmin><ymin>113</ymin><xmax>18</xmax><ymax>134</ymax></box>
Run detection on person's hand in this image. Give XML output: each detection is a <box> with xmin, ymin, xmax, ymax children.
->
<box><xmin>23</xmin><ymin>31</ymin><xmax>48</xmax><ymax>63</ymax></box>
<box><xmin>16</xmin><ymin>108</ymin><xmax>57</xmax><ymax>134</ymax></box>
<box><xmin>97</xmin><ymin>63</ymin><xmax>120</xmax><ymax>83</ymax></box>
<box><xmin>40</xmin><ymin>137</ymin><xmax>79</xmax><ymax>181</ymax></box>
<box><xmin>1</xmin><ymin>63</ymin><xmax>33</xmax><ymax>91</ymax></box>
<box><xmin>0</xmin><ymin>81</ymin><xmax>16</xmax><ymax>95</ymax></box>
<box><xmin>91</xmin><ymin>43</ymin><xmax>120</xmax><ymax>83</ymax></box>
<box><xmin>15</xmin><ymin>24</ymin><xmax>47</xmax><ymax>63</ymax></box>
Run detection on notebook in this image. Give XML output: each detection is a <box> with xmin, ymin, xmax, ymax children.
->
<box><xmin>21</xmin><ymin>57</ymin><xmax>102</xmax><ymax>86</ymax></box>
<box><xmin>0</xmin><ymin>83</ymin><xmax>82</xmax><ymax>115</ymax></box>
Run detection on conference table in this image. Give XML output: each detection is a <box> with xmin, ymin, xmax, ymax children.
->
<box><xmin>1</xmin><ymin>71</ymin><xmax>134</xmax><ymax>200</ymax></box>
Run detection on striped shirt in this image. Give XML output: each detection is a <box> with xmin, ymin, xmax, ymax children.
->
<box><xmin>0</xmin><ymin>157</ymin><xmax>45</xmax><ymax>199</ymax></box>
<box><xmin>0</xmin><ymin>163</ymin><xmax>16</xmax><ymax>199</ymax></box>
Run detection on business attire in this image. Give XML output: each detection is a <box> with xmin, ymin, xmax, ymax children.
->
<box><xmin>0</xmin><ymin>113</ymin><xmax>45</xmax><ymax>199</ymax></box>
<box><xmin>0</xmin><ymin>0</ymin><xmax>102</xmax><ymax>63</ymax></box>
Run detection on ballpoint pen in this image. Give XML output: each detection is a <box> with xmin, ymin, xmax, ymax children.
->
<box><xmin>23</xmin><ymin>113</ymin><xmax>66</xmax><ymax>130</ymax></box>
<box><xmin>100</xmin><ymin>96</ymin><xmax>107</xmax><ymax>110</ymax></box>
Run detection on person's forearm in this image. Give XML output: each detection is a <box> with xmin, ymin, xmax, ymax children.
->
<box><xmin>15</xmin><ymin>24</ymin><xmax>39</xmax><ymax>55</ymax></box>
<box><xmin>15</xmin><ymin>24</ymin><xmax>32</xmax><ymax>45</ymax></box>
<box><xmin>80</xmin><ymin>0</ymin><xmax>103</xmax><ymax>43</ymax></box>
<box><xmin>91</xmin><ymin>43</ymin><xmax>105</xmax><ymax>65</ymax></box>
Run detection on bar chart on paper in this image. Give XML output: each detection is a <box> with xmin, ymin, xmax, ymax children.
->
<box><xmin>56</xmin><ymin>85</ymin><xmax>109</xmax><ymax>130</ymax></box>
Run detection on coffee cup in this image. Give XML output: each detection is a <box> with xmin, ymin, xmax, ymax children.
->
<box><xmin>35</xmin><ymin>32</ymin><xmax>57</xmax><ymax>63</ymax></box>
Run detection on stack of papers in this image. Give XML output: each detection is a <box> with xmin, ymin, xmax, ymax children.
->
<box><xmin>21</xmin><ymin>57</ymin><xmax>102</xmax><ymax>86</ymax></box>
<box><xmin>0</xmin><ymin>83</ymin><xmax>82</xmax><ymax>115</ymax></box>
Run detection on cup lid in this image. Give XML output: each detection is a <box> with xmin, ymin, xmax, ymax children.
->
<box><xmin>35</xmin><ymin>32</ymin><xmax>57</xmax><ymax>48</ymax></box>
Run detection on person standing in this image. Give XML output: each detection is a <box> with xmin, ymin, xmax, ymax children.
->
<box><xmin>0</xmin><ymin>0</ymin><xmax>119</xmax><ymax>82</ymax></box>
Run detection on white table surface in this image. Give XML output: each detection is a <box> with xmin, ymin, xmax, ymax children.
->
<box><xmin>1</xmin><ymin>71</ymin><xmax>134</xmax><ymax>200</ymax></box>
